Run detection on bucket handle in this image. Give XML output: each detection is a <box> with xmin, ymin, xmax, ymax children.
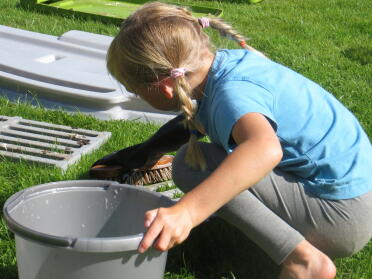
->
<box><xmin>3</xmin><ymin>190</ymin><xmax>75</xmax><ymax>247</ymax></box>
<box><xmin>4</xmin><ymin>208</ymin><xmax>75</xmax><ymax>247</ymax></box>
<box><xmin>4</xmin><ymin>207</ymin><xmax>145</xmax><ymax>251</ymax></box>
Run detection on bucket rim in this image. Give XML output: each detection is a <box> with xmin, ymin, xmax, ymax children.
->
<box><xmin>3</xmin><ymin>180</ymin><xmax>172</xmax><ymax>252</ymax></box>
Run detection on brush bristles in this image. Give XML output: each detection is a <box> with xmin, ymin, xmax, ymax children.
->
<box><xmin>121</xmin><ymin>166</ymin><xmax>172</xmax><ymax>185</ymax></box>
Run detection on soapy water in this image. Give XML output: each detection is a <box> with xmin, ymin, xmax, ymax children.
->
<box><xmin>16</xmin><ymin>187</ymin><xmax>127</xmax><ymax>232</ymax></box>
<box><xmin>105</xmin><ymin>197</ymin><xmax>109</xmax><ymax>209</ymax></box>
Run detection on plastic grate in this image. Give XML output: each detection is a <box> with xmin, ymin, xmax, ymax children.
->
<box><xmin>0</xmin><ymin>115</ymin><xmax>110</xmax><ymax>170</ymax></box>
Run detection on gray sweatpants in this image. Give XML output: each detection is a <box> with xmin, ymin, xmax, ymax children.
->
<box><xmin>172</xmin><ymin>142</ymin><xmax>372</xmax><ymax>264</ymax></box>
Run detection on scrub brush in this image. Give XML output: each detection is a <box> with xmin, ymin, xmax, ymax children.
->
<box><xmin>89</xmin><ymin>154</ymin><xmax>173</xmax><ymax>185</ymax></box>
<box><xmin>121</xmin><ymin>155</ymin><xmax>173</xmax><ymax>185</ymax></box>
<box><xmin>90</xmin><ymin>114</ymin><xmax>203</xmax><ymax>185</ymax></box>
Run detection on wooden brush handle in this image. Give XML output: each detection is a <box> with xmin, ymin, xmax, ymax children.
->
<box><xmin>136</xmin><ymin>155</ymin><xmax>174</xmax><ymax>171</ymax></box>
<box><xmin>89</xmin><ymin>164</ymin><xmax>126</xmax><ymax>178</ymax></box>
<box><xmin>151</xmin><ymin>155</ymin><xmax>174</xmax><ymax>169</ymax></box>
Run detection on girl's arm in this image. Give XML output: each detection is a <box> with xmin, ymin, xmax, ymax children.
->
<box><xmin>138</xmin><ymin>112</ymin><xmax>282</xmax><ymax>252</ymax></box>
<box><xmin>90</xmin><ymin>114</ymin><xmax>204</xmax><ymax>173</ymax></box>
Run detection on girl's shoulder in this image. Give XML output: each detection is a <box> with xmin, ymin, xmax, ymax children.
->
<box><xmin>212</xmin><ymin>49</ymin><xmax>292</xmax><ymax>84</ymax></box>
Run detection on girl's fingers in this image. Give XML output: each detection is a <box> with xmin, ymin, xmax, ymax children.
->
<box><xmin>154</xmin><ymin>227</ymin><xmax>173</xmax><ymax>251</ymax></box>
<box><xmin>144</xmin><ymin>209</ymin><xmax>158</xmax><ymax>228</ymax></box>
<box><xmin>138</xmin><ymin>211</ymin><xmax>163</xmax><ymax>253</ymax></box>
<box><xmin>139</xmin><ymin>206</ymin><xmax>193</xmax><ymax>253</ymax></box>
<box><xmin>166</xmin><ymin>239</ymin><xmax>176</xmax><ymax>251</ymax></box>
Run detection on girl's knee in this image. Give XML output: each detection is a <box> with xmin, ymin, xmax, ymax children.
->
<box><xmin>172</xmin><ymin>143</ymin><xmax>218</xmax><ymax>193</ymax></box>
<box><xmin>331</xmin><ymin>236</ymin><xmax>370</xmax><ymax>258</ymax></box>
<box><xmin>326</xmin><ymin>241</ymin><xmax>364</xmax><ymax>259</ymax></box>
<box><xmin>307</xmin><ymin>231</ymin><xmax>369</xmax><ymax>259</ymax></box>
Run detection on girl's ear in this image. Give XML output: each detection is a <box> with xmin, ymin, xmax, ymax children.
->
<box><xmin>159</xmin><ymin>78</ymin><xmax>175</xmax><ymax>99</ymax></box>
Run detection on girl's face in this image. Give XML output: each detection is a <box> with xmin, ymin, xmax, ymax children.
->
<box><xmin>136</xmin><ymin>86</ymin><xmax>181</xmax><ymax>112</ymax></box>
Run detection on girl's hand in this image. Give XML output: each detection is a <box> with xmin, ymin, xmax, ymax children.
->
<box><xmin>138</xmin><ymin>204</ymin><xmax>194</xmax><ymax>253</ymax></box>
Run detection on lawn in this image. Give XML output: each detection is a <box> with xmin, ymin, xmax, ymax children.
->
<box><xmin>0</xmin><ymin>0</ymin><xmax>371</xmax><ymax>278</ymax></box>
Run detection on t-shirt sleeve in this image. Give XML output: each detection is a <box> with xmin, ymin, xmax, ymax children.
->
<box><xmin>211</xmin><ymin>80</ymin><xmax>277</xmax><ymax>152</ymax></box>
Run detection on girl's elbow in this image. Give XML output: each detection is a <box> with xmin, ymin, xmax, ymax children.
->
<box><xmin>269</xmin><ymin>143</ymin><xmax>283</xmax><ymax>166</ymax></box>
<box><xmin>274</xmin><ymin>147</ymin><xmax>283</xmax><ymax>165</ymax></box>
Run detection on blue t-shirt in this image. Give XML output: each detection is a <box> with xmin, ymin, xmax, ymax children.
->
<box><xmin>196</xmin><ymin>49</ymin><xmax>372</xmax><ymax>200</ymax></box>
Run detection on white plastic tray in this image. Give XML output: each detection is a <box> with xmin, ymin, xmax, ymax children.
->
<box><xmin>0</xmin><ymin>25</ymin><xmax>177</xmax><ymax>123</ymax></box>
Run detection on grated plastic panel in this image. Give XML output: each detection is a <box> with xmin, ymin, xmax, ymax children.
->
<box><xmin>0</xmin><ymin>115</ymin><xmax>110</xmax><ymax>170</ymax></box>
<box><xmin>141</xmin><ymin>181</ymin><xmax>183</xmax><ymax>201</ymax></box>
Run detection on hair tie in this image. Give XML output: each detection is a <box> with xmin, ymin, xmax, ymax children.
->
<box><xmin>152</xmin><ymin>68</ymin><xmax>187</xmax><ymax>86</ymax></box>
<box><xmin>198</xmin><ymin>17</ymin><xmax>210</xmax><ymax>29</ymax></box>
<box><xmin>239</xmin><ymin>40</ymin><xmax>247</xmax><ymax>48</ymax></box>
<box><xmin>170</xmin><ymin>68</ymin><xmax>187</xmax><ymax>78</ymax></box>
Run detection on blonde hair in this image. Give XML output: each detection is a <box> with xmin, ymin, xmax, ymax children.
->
<box><xmin>107</xmin><ymin>2</ymin><xmax>261</xmax><ymax>170</ymax></box>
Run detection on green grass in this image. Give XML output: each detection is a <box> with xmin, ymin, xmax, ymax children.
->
<box><xmin>155</xmin><ymin>183</ymin><xmax>178</xmax><ymax>192</ymax></box>
<box><xmin>0</xmin><ymin>0</ymin><xmax>371</xmax><ymax>278</ymax></box>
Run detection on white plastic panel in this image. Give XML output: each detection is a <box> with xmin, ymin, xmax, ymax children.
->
<box><xmin>0</xmin><ymin>25</ymin><xmax>177</xmax><ymax>123</ymax></box>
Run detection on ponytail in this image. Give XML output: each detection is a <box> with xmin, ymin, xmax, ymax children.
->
<box><xmin>174</xmin><ymin>76</ymin><xmax>207</xmax><ymax>171</ymax></box>
<box><xmin>185</xmin><ymin>130</ymin><xmax>207</xmax><ymax>171</ymax></box>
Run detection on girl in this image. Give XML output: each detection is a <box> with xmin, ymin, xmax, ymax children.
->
<box><xmin>99</xmin><ymin>2</ymin><xmax>372</xmax><ymax>278</ymax></box>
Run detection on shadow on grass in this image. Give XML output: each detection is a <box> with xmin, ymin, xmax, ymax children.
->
<box><xmin>166</xmin><ymin>217</ymin><xmax>280</xmax><ymax>279</ymax></box>
<box><xmin>342</xmin><ymin>47</ymin><xmax>372</xmax><ymax>65</ymax></box>
<box><xmin>0</xmin><ymin>265</ymin><xmax>18</xmax><ymax>279</ymax></box>
<box><xmin>0</xmin><ymin>238</ymin><xmax>18</xmax><ymax>279</ymax></box>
